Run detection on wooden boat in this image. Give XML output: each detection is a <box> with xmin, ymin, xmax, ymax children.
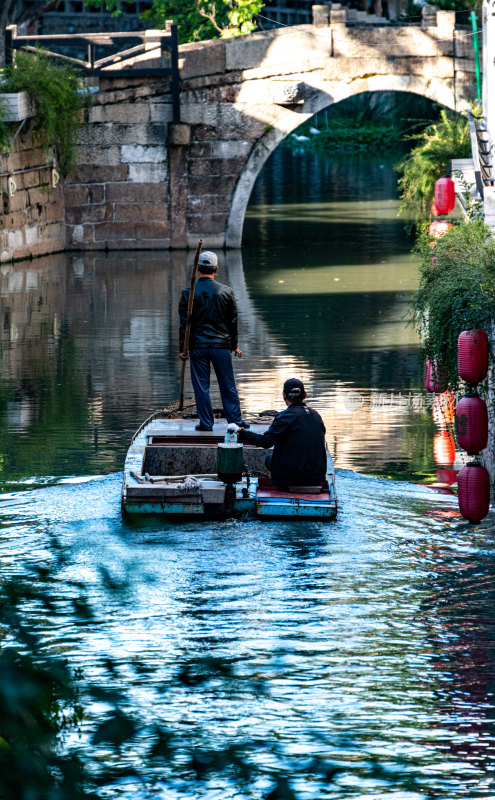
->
<box><xmin>122</xmin><ymin>412</ymin><xmax>337</xmax><ymax>520</ymax></box>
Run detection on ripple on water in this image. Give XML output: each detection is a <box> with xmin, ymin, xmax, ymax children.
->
<box><xmin>0</xmin><ymin>471</ymin><xmax>494</xmax><ymax>798</ymax></box>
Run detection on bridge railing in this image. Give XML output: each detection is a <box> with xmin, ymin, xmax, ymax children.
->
<box><xmin>4</xmin><ymin>23</ymin><xmax>180</xmax><ymax>123</ymax></box>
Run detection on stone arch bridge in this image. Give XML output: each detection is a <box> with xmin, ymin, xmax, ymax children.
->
<box><xmin>65</xmin><ymin>8</ymin><xmax>476</xmax><ymax>251</ymax></box>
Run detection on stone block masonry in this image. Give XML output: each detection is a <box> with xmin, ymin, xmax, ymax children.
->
<box><xmin>63</xmin><ymin>11</ymin><xmax>475</xmax><ymax>253</ymax></box>
<box><xmin>0</xmin><ymin>128</ymin><xmax>65</xmax><ymax>263</ymax></box>
<box><xmin>1</xmin><ymin>11</ymin><xmax>477</xmax><ymax>259</ymax></box>
<box><xmin>64</xmin><ymin>77</ymin><xmax>172</xmax><ymax>251</ymax></box>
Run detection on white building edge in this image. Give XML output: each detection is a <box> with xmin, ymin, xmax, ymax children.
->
<box><xmin>453</xmin><ymin>1</ymin><xmax>495</xmax><ymax>225</ymax></box>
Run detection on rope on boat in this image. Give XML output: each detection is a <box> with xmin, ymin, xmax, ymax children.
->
<box><xmin>178</xmin><ymin>476</ymin><xmax>201</xmax><ymax>492</ymax></box>
<box><xmin>130</xmin><ymin>471</ymin><xmax>202</xmax><ymax>492</ymax></box>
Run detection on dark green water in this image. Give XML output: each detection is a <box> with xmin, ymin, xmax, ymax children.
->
<box><xmin>0</xmin><ymin>149</ymin><xmax>494</xmax><ymax>798</ymax></box>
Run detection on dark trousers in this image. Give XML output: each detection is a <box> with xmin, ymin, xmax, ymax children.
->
<box><xmin>189</xmin><ymin>347</ymin><xmax>242</xmax><ymax>429</ymax></box>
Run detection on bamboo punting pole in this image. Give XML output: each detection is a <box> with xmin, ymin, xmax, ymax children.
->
<box><xmin>179</xmin><ymin>239</ymin><xmax>203</xmax><ymax>410</ymax></box>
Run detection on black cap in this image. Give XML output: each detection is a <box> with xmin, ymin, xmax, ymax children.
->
<box><xmin>283</xmin><ymin>378</ymin><xmax>305</xmax><ymax>402</ymax></box>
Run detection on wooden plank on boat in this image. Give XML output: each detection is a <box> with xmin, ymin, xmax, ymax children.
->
<box><xmin>200</xmin><ymin>481</ymin><xmax>226</xmax><ymax>503</ymax></box>
<box><xmin>126</xmin><ymin>484</ymin><xmax>202</xmax><ymax>501</ymax></box>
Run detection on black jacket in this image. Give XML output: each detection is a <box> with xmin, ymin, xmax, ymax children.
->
<box><xmin>239</xmin><ymin>403</ymin><xmax>327</xmax><ymax>488</ymax></box>
<box><xmin>179</xmin><ymin>277</ymin><xmax>238</xmax><ymax>351</ymax></box>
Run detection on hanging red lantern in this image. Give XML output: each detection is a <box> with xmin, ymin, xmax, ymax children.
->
<box><xmin>430</xmin><ymin>201</ymin><xmax>440</xmax><ymax>217</ymax></box>
<box><xmin>457</xmin><ymin>329</ymin><xmax>489</xmax><ymax>384</ymax></box>
<box><xmin>436</xmin><ymin>468</ymin><xmax>457</xmax><ymax>485</ymax></box>
<box><xmin>432</xmin><ymin>390</ymin><xmax>455</xmax><ymax>426</ymax></box>
<box><xmin>428</xmin><ymin>220</ymin><xmax>453</xmax><ymax>239</ymax></box>
<box><xmin>434</xmin><ymin>175</ymin><xmax>456</xmax><ymax>214</ymax></box>
<box><xmin>457</xmin><ymin>462</ymin><xmax>490</xmax><ymax>523</ymax></box>
<box><xmin>425</xmin><ymin>358</ymin><xmax>449</xmax><ymax>393</ymax></box>
<box><xmin>455</xmin><ymin>393</ymin><xmax>488</xmax><ymax>454</ymax></box>
<box><xmin>433</xmin><ymin>431</ymin><xmax>456</xmax><ymax>465</ymax></box>
<box><xmin>425</xmin><ymin>360</ymin><xmax>433</xmax><ymax>392</ymax></box>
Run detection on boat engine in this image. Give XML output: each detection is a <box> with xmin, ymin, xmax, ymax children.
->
<box><xmin>217</xmin><ymin>442</ymin><xmax>243</xmax><ymax>513</ymax></box>
<box><xmin>217</xmin><ymin>442</ymin><xmax>243</xmax><ymax>484</ymax></box>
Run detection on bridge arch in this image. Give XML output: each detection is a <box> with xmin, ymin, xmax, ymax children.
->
<box><xmin>226</xmin><ymin>81</ymin><xmax>459</xmax><ymax>248</ymax></box>
<box><xmin>64</xmin><ymin>14</ymin><xmax>474</xmax><ymax>254</ymax></box>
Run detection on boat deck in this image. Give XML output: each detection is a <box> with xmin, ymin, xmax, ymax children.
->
<box><xmin>122</xmin><ymin>413</ymin><xmax>337</xmax><ymax>520</ymax></box>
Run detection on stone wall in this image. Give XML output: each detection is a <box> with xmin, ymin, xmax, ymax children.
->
<box><xmin>178</xmin><ymin>13</ymin><xmax>474</xmax><ymax>247</ymax></box>
<box><xmin>64</xmin><ymin>77</ymin><xmax>173</xmax><ymax>251</ymax></box>
<box><xmin>1</xmin><ymin>11</ymin><xmax>477</xmax><ymax>260</ymax></box>
<box><xmin>64</xmin><ymin>12</ymin><xmax>475</xmax><ymax>252</ymax></box>
<box><xmin>0</xmin><ymin>127</ymin><xmax>65</xmax><ymax>263</ymax></box>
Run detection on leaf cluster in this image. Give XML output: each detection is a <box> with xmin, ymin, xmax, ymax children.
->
<box><xmin>433</xmin><ymin>0</ymin><xmax>479</xmax><ymax>9</ymax></box>
<box><xmin>86</xmin><ymin>0</ymin><xmax>264</xmax><ymax>41</ymax></box>
<box><xmin>397</xmin><ymin>109</ymin><xmax>471</xmax><ymax>225</ymax></box>
<box><xmin>412</xmin><ymin>219</ymin><xmax>495</xmax><ymax>389</ymax></box>
<box><xmin>1</xmin><ymin>50</ymin><xmax>89</xmax><ymax>176</ymax></box>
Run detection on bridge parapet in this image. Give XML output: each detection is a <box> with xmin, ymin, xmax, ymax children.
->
<box><xmin>62</xmin><ymin>13</ymin><xmax>475</xmax><ymax>254</ymax></box>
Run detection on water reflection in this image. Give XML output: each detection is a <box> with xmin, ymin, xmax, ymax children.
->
<box><xmin>0</xmin><ymin>252</ymin><xmax>427</xmax><ymax>483</ymax></box>
<box><xmin>0</xmin><ymin>150</ymin><xmax>440</xmax><ymax>482</ymax></box>
<box><xmin>0</xmin><ymin>253</ymin><xmax>432</xmax><ymax>484</ymax></box>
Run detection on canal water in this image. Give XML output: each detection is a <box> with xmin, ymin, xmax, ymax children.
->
<box><xmin>0</xmin><ymin>148</ymin><xmax>494</xmax><ymax>798</ymax></box>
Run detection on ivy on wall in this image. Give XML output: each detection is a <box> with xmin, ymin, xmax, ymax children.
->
<box><xmin>0</xmin><ymin>50</ymin><xmax>90</xmax><ymax>177</ymax></box>
<box><xmin>412</xmin><ymin>220</ymin><xmax>495</xmax><ymax>389</ymax></box>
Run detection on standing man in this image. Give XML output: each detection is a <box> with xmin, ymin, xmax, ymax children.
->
<box><xmin>179</xmin><ymin>251</ymin><xmax>247</xmax><ymax>432</ymax></box>
<box><xmin>227</xmin><ymin>378</ymin><xmax>327</xmax><ymax>489</ymax></box>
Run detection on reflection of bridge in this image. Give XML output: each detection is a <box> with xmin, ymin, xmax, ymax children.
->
<box><xmin>0</xmin><ymin>249</ymin><xmax>424</xmax><ymax>472</ymax></box>
<box><xmin>63</xmin><ymin>9</ymin><xmax>475</xmax><ymax>253</ymax></box>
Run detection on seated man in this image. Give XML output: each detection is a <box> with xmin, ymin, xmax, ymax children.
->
<box><xmin>228</xmin><ymin>378</ymin><xmax>327</xmax><ymax>489</ymax></box>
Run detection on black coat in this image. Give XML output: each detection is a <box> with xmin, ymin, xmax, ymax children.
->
<box><xmin>179</xmin><ymin>277</ymin><xmax>238</xmax><ymax>351</ymax></box>
<box><xmin>239</xmin><ymin>403</ymin><xmax>327</xmax><ymax>487</ymax></box>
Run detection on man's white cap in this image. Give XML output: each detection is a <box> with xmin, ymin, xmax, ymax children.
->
<box><xmin>198</xmin><ymin>251</ymin><xmax>218</xmax><ymax>268</ymax></box>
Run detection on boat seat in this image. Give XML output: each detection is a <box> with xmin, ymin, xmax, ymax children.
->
<box><xmin>287</xmin><ymin>485</ymin><xmax>322</xmax><ymax>494</ymax></box>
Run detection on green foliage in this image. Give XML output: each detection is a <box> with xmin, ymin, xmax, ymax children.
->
<box><xmin>453</xmin><ymin>168</ymin><xmax>484</xmax><ymax>220</ymax></box>
<box><xmin>286</xmin><ymin>92</ymin><xmax>441</xmax><ymax>153</ymax></box>
<box><xmin>1</xmin><ymin>50</ymin><xmax>89</xmax><ymax>176</ymax></box>
<box><xmin>396</xmin><ymin>109</ymin><xmax>471</xmax><ymax>225</ymax></box>
<box><xmin>432</xmin><ymin>0</ymin><xmax>478</xmax><ymax>10</ymax></box>
<box><xmin>412</xmin><ymin>219</ymin><xmax>495</xmax><ymax>389</ymax></box>
<box><xmin>140</xmin><ymin>0</ymin><xmax>221</xmax><ymax>41</ymax></box>
<box><xmin>220</xmin><ymin>0</ymin><xmax>264</xmax><ymax>37</ymax></box>
<box><xmin>86</xmin><ymin>0</ymin><xmax>264</xmax><ymax>41</ymax></box>
<box><xmin>287</xmin><ymin>119</ymin><xmax>400</xmax><ymax>151</ymax></box>
<box><xmin>0</xmin><ymin>565</ymin><xmax>93</xmax><ymax>800</ymax></box>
